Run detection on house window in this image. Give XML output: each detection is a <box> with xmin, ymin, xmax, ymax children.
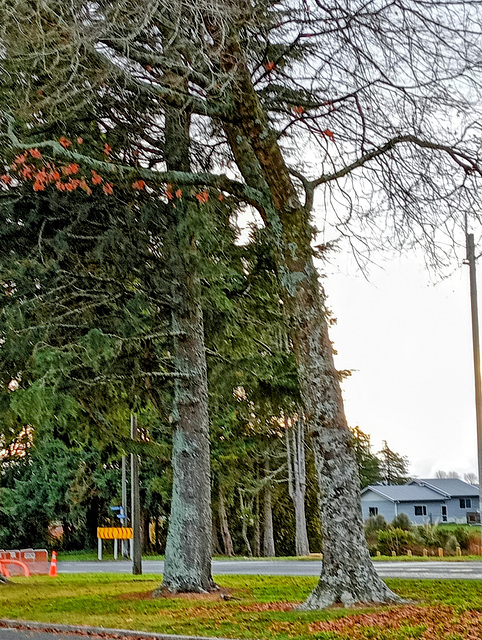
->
<box><xmin>460</xmin><ymin>498</ymin><xmax>472</xmax><ymax>509</ymax></box>
<box><xmin>414</xmin><ymin>505</ymin><xmax>427</xmax><ymax>516</ymax></box>
<box><xmin>369</xmin><ymin>507</ymin><xmax>378</xmax><ymax>516</ymax></box>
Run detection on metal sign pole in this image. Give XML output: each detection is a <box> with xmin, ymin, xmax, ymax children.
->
<box><xmin>122</xmin><ymin>455</ymin><xmax>128</xmax><ymax>557</ymax></box>
<box><xmin>131</xmin><ymin>414</ymin><xmax>142</xmax><ymax>575</ymax></box>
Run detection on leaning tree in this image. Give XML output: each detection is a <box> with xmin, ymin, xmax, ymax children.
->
<box><xmin>2</xmin><ymin>0</ymin><xmax>482</xmax><ymax>607</ymax></box>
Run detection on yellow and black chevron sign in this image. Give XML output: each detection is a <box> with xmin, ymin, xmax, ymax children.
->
<box><xmin>97</xmin><ymin>527</ymin><xmax>133</xmax><ymax>540</ymax></box>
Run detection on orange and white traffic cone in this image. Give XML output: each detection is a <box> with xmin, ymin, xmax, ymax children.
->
<box><xmin>49</xmin><ymin>551</ymin><xmax>57</xmax><ymax>577</ymax></box>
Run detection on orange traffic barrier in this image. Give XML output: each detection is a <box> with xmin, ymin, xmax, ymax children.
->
<box><xmin>0</xmin><ymin>549</ymin><xmax>49</xmax><ymax>575</ymax></box>
<box><xmin>0</xmin><ymin>559</ymin><xmax>30</xmax><ymax>577</ymax></box>
<box><xmin>49</xmin><ymin>550</ymin><xmax>57</xmax><ymax>577</ymax></box>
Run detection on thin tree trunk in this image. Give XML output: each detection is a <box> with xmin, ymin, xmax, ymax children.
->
<box><xmin>155</xmin><ymin>79</ymin><xmax>214</xmax><ymax>594</ymax></box>
<box><xmin>238</xmin><ymin>489</ymin><xmax>252</xmax><ymax>557</ymax></box>
<box><xmin>218</xmin><ymin>487</ymin><xmax>234</xmax><ymax>556</ymax></box>
<box><xmin>253</xmin><ymin>489</ymin><xmax>261</xmax><ymax>557</ymax></box>
<box><xmin>286</xmin><ymin>414</ymin><xmax>310</xmax><ymax>557</ymax></box>
<box><xmin>212</xmin><ymin>512</ymin><xmax>223</xmax><ymax>556</ymax></box>
<box><xmin>155</xmin><ymin>514</ymin><xmax>160</xmax><ymax>554</ymax></box>
<box><xmin>263</xmin><ymin>459</ymin><xmax>276</xmax><ymax>557</ymax></box>
<box><xmin>219</xmin><ymin>37</ymin><xmax>400</xmax><ymax>608</ymax></box>
<box><xmin>142</xmin><ymin>510</ymin><xmax>151</xmax><ymax>553</ymax></box>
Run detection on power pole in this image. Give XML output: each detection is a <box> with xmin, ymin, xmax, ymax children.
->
<box><xmin>465</xmin><ymin>231</ymin><xmax>482</xmax><ymax>548</ymax></box>
<box><xmin>131</xmin><ymin>414</ymin><xmax>142</xmax><ymax>574</ymax></box>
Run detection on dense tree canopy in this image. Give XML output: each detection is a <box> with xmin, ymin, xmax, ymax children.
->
<box><xmin>1</xmin><ymin>0</ymin><xmax>482</xmax><ymax>608</ymax></box>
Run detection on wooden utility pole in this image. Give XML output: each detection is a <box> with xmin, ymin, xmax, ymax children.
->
<box><xmin>466</xmin><ymin>231</ymin><xmax>482</xmax><ymax>547</ymax></box>
<box><xmin>131</xmin><ymin>414</ymin><xmax>142</xmax><ymax>574</ymax></box>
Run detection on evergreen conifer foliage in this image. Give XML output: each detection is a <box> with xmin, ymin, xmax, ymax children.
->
<box><xmin>0</xmin><ymin>185</ymin><xmax>174</xmax><ymax>436</ymax></box>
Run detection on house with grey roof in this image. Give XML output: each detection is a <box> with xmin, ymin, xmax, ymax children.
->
<box><xmin>361</xmin><ymin>478</ymin><xmax>479</xmax><ymax>525</ymax></box>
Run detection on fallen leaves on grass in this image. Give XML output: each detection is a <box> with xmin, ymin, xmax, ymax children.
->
<box><xmin>118</xmin><ymin>588</ymin><xmax>237</xmax><ymax>602</ymax></box>
<box><xmin>306</xmin><ymin>604</ymin><xmax>482</xmax><ymax>639</ymax></box>
<box><xmin>238</xmin><ymin>601</ymin><xmax>297</xmax><ymax>612</ymax></box>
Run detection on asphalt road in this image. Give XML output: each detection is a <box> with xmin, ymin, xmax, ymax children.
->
<box><xmin>57</xmin><ymin>559</ymin><xmax>482</xmax><ymax>580</ymax></box>
<box><xmin>0</xmin><ymin>631</ymin><xmax>85</xmax><ymax>640</ymax></box>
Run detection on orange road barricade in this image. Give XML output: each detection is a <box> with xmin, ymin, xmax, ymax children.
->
<box><xmin>97</xmin><ymin>527</ymin><xmax>133</xmax><ymax>560</ymax></box>
<box><xmin>0</xmin><ymin>559</ymin><xmax>30</xmax><ymax>577</ymax></box>
<box><xmin>0</xmin><ymin>549</ymin><xmax>49</xmax><ymax>576</ymax></box>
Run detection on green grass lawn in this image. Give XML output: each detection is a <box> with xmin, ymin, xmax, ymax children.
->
<box><xmin>2</xmin><ymin>574</ymin><xmax>482</xmax><ymax>639</ymax></box>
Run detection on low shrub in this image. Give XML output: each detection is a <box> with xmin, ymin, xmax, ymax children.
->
<box><xmin>392</xmin><ymin>513</ymin><xmax>412</xmax><ymax>531</ymax></box>
<box><xmin>378</xmin><ymin>528</ymin><xmax>417</xmax><ymax>556</ymax></box>
<box><xmin>452</xmin><ymin>526</ymin><xmax>471</xmax><ymax>550</ymax></box>
<box><xmin>365</xmin><ymin>515</ymin><xmax>388</xmax><ymax>553</ymax></box>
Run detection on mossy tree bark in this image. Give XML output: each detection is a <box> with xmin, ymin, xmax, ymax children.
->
<box><xmin>155</xmin><ymin>96</ymin><xmax>214</xmax><ymax>594</ymax></box>
<box><xmin>160</xmin><ymin>292</ymin><xmax>214</xmax><ymax>592</ymax></box>
<box><xmin>219</xmin><ymin>39</ymin><xmax>400</xmax><ymax>608</ymax></box>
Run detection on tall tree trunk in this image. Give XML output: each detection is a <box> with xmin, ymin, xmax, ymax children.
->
<box><xmin>286</xmin><ymin>414</ymin><xmax>310</xmax><ymax>557</ymax></box>
<box><xmin>219</xmin><ymin>37</ymin><xmax>400</xmax><ymax>608</ymax></box>
<box><xmin>253</xmin><ymin>489</ymin><xmax>261</xmax><ymax>557</ymax></box>
<box><xmin>155</xmin><ymin>83</ymin><xmax>214</xmax><ymax>594</ymax></box>
<box><xmin>263</xmin><ymin>459</ymin><xmax>276</xmax><ymax>557</ymax></box>
<box><xmin>160</xmin><ymin>296</ymin><xmax>213</xmax><ymax>592</ymax></box>
<box><xmin>218</xmin><ymin>487</ymin><xmax>234</xmax><ymax>556</ymax></box>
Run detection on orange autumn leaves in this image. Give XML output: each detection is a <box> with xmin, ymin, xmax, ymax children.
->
<box><xmin>5</xmin><ymin>150</ymin><xmax>94</xmax><ymax>194</ymax></box>
<box><xmin>1</xmin><ymin>145</ymin><xmax>111</xmax><ymax>195</ymax></box>
<box><xmin>1</xmin><ymin>138</ymin><xmax>225</xmax><ymax>204</ymax></box>
<box><xmin>266</xmin><ymin>603</ymin><xmax>482</xmax><ymax>640</ymax></box>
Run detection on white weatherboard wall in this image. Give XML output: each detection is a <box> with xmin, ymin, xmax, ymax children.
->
<box><xmin>361</xmin><ymin>489</ymin><xmax>480</xmax><ymax>525</ymax></box>
<box><xmin>361</xmin><ymin>489</ymin><xmax>398</xmax><ymax>522</ymax></box>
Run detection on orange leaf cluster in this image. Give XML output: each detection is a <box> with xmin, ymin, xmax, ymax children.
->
<box><xmin>62</xmin><ymin>163</ymin><xmax>80</xmax><ymax>176</ymax></box>
<box><xmin>0</xmin><ymin>138</ymin><xmax>153</xmax><ymax>198</ymax></box>
<box><xmin>264</xmin><ymin>61</ymin><xmax>276</xmax><ymax>72</ymax></box>
<box><xmin>91</xmin><ymin>171</ymin><xmax>102</xmax><ymax>185</ymax></box>
<box><xmin>195</xmin><ymin>190</ymin><xmax>209</xmax><ymax>204</ymax></box>
<box><xmin>20</xmin><ymin>166</ymin><xmax>33</xmax><ymax>179</ymax></box>
<box><xmin>293</xmin><ymin>106</ymin><xmax>304</xmax><ymax>115</ymax></box>
<box><xmin>323</xmin><ymin>128</ymin><xmax>335</xmax><ymax>140</ymax></box>
<box><xmin>165</xmin><ymin>184</ymin><xmax>183</xmax><ymax>201</ymax></box>
<box><xmin>4</xmin><ymin>149</ymin><xmax>105</xmax><ymax>195</ymax></box>
<box><xmin>13</xmin><ymin>153</ymin><xmax>28</xmax><ymax>165</ymax></box>
<box><xmin>59</xmin><ymin>137</ymin><xmax>71</xmax><ymax>148</ymax></box>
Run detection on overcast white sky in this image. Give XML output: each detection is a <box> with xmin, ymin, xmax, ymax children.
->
<box><xmin>324</xmin><ymin>251</ymin><xmax>478</xmax><ymax>479</ymax></box>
